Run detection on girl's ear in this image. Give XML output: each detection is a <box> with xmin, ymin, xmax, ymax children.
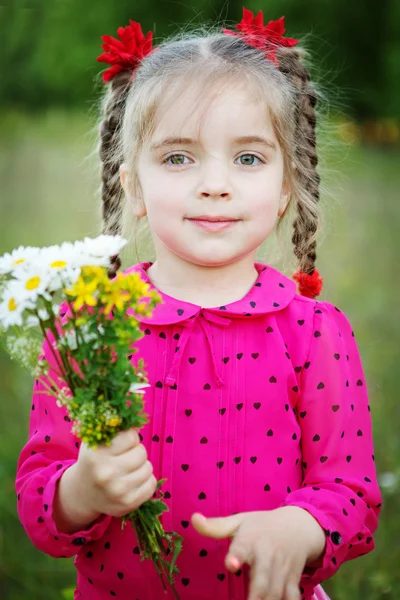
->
<box><xmin>119</xmin><ymin>163</ymin><xmax>147</xmax><ymax>218</ymax></box>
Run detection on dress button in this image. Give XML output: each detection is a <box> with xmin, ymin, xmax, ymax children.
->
<box><xmin>331</xmin><ymin>531</ymin><xmax>342</xmax><ymax>545</ymax></box>
<box><xmin>72</xmin><ymin>537</ymin><xmax>86</xmax><ymax>546</ymax></box>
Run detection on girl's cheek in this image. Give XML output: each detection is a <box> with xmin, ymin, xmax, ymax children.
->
<box><xmin>251</xmin><ymin>196</ymin><xmax>280</xmax><ymax>217</ymax></box>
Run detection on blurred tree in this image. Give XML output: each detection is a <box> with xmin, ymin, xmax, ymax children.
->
<box><xmin>1</xmin><ymin>0</ymin><xmax>399</xmax><ymax>119</ymax></box>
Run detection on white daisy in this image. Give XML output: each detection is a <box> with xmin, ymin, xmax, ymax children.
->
<box><xmin>48</xmin><ymin>265</ymin><xmax>82</xmax><ymax>293</ymax></box>
<box><xmin>0</xmin><ymin>281</ymin><xmax>36</xmax><ymax>328</ymax></box>
<box><xmin>12</xmin><ymin>266</ymin><xmax>53</xmax><ymax>303</ymax></box>
<box><xmin>40</xmin><ymin>241</ymin><xmax>79</xmax><ymax>271</ymax></box>
<box><xmin>33</xmin><ymin>243</ymin><xmax>80</xmax><ymax>290</ymax></box>
<box><xmin>0</xmin><ymin>245</ymin><xmax>42</xmax><ymax>275</ymax></box>
<box><xmin>76</xmin><ymin>235</ymin><xmax>127</xmax><ymax>267</ymax></box>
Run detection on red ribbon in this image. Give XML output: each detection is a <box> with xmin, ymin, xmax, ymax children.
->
<box><xmin>222</xmin><ymin>7</ymin><xmax>299</xmax><ymax>65</ymax></box>
<box><xmin>96</xmin><ymin>20</ymin><xmax>153</xmax><ymax>83</ymax></box>
<box><xmin>292</xmin><ymin>269</ymin><xmax>323</xmax><ymax>298</ymax></box>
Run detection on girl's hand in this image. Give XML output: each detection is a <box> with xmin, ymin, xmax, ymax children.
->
<box><xmin>75</xmin><ymin>428</ymin><xmax>158</xmax><ymax>518</ymax></box>
<box><xmin>54</xmin><ymin>428</ymin><xmax>158</xmax><ymax>534</ymax></box>
<box><xmin>191</xmin><ymin>506</ymin><xmax>326</xmax><ymax>600</ymax></box>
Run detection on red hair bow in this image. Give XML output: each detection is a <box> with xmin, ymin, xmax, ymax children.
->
<box><xmin>292</xmin><ymin>269</ymin><xmax>324</xmax><ymax>299</ymax></box>
<box><xmin>97</xmin><ymin>20</ymin><xmax>153</xmax><ymax>83</ymax></box>
<box><xmin>222</xmin><ymin>7</ymin><xmax>299</xmax><ymax>65</ymax></box>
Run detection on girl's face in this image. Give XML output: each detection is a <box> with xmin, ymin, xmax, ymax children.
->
<box><xmin>120</xmin><ymin>82</ymin><xmax>288</xmax><ymax>269</ymax></box>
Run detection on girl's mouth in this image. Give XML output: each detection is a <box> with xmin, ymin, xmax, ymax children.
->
<box><xmin>186</xmin><ymin>218</ymin><xmax>240</xmax><ymax>232</ymax></box>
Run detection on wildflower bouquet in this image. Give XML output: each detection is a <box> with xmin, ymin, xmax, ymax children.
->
<box><xmin>0</xmin><ymin>235</ymin><xmax>183</xmax><ymax>598</ymax></box>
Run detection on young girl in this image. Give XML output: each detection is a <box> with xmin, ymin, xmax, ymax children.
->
<box><xmin>15</xmin><ymin>8</ymin><xmax>381</xmax><ymax>600</ymax></box>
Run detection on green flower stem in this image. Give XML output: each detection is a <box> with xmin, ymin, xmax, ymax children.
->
<box><xmin>53</xmin><ymin>300</ymin><xmax>88</xmax><ymax>384</ymax></box>
<box><xmin>122</xmin><ymin>501</ymin><xmax>183</xmax><ymax>600</ymax></box>
<box><xmin>43</xmin><ymin>301</ymin><xmax>75</xmax><ymax>370</ymax></box>
<box><xmin>33</xmin><ymin>375</ymin><xmax>61</xmax><ymax>399</ymax></box>
<box><xmin>66</xmin><ymin>300</ymin><xmax>81</xmax><ymax>353</ymax></box>
<box><xmin>35</xmin><ymin>309</ymin><xmax>75</xmax><ymax>391</ymax></box>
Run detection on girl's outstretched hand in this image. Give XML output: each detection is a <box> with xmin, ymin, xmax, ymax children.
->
<box><xmin>191</xmin><ymin>506</ymin><xmax>326</xmax><ymax>600</ymax></box>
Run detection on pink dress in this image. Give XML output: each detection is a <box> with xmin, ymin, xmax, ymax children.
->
<box><xmin>15</xmin><ymin>262</ymin><xmax>382</xmax><ymax>600</ymax></box>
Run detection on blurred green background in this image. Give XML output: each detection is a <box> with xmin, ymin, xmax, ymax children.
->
<box><xmin>1</xmin><ymin>0</ymin><xmax>399</xmax><ymax>598</ymax></box>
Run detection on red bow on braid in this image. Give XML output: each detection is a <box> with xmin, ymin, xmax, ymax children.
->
<box><xmin>222</xmin><ymin>7</ymin><xmax>299</xmax><ymax>65</ymax></box>
<box><xmin>292</xmin><ymin>269</ymin><xmax>324</xmax><ymax>299</ymax></box>
<box><xmin>96</xmin><ymin>20</ymin><xmax>154</xmax><ymax>82</ymax></box>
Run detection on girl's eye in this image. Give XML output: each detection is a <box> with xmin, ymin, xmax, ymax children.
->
<box><xmin>163</xmin><ymin>154</ymin><xmax>191</xmax><ymax>166</ymax></box>
<box><xmin>236</xmin><ymin>154</ymin><xmax>263</xmax><ymax>166</ymax></box>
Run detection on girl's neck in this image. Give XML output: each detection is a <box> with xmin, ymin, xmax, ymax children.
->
<box><xmin>145</xmin><ymin>254</ymin><xmax>260</xmax><ymax>308</ymax></box>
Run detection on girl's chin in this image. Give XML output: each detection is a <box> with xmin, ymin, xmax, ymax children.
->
<box><xmin>175</xmin><ymin>250</ymin><xmax>251</xmax><ymax>268</ymax></box>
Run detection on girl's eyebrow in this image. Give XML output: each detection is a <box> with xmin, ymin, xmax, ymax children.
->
<box><xmin>150</xmin><ymin>137</ymin><xmax>194</xmax><ymax>151</ymax></box>
<box><xmin>233</xmin><ymin>135</ymin><xmax>277</xmax><ymax>150</ymax></box>
<box><xmin>150</xmin><ymin>135</ymin><xmax>277</xmax><ymax>151</ymax></box>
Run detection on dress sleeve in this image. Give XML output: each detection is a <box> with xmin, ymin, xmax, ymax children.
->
<box><xmin>281</xmin><ymin>300</ymin><xmax>382</xmax><ymax>586</ymax></box>
<box><xmin>15</xmin><ymin>311</ymin><xmax>113</xmax><ymax>558</ymax></box>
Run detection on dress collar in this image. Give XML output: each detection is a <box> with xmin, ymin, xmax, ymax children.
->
<box><xmin>123</xmin><ymin>261</ymin><xmax>297</xmax><ymax>326</ymax></box>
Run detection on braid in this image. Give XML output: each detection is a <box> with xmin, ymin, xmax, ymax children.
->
<box><xmin>98</xmin><ymin>70</ymin><xmax>132</xmax><ymax>280</ymax></box>
<box><xmin>277</xmin><ymin>48</ymin><xmax>320</xmax><ymax>278</ymax></box>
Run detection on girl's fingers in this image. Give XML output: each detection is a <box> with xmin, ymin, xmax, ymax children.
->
<box><xmin>106</xmin><ymin>428</ymin><xmax>139</xmax><ymax>455</ymax></box>
<box><xmin>282</xmin><ymin>567</ymin><xmax>303</xmax><ymax>600</ymax></box>
<box><xmin>192</xmin><ymin>512</ymin><xmax>242</xmax><ymax>540</ymax></box>
<box><xmin>283</xmin><ymin>580</ymin><xmax>301</xmax><ymax>600</ymax></box>
<box><xmin>263</xmin><ymin>555</ymin><xmax>286</xmax><ymax>600</ymax></box>
<box><xmin>226</xmin><ymin>536</ymin><xmax>255</xmax><ymax>572</ymax></box>
<box><xmin>247</xmin><ymin>554</ymin><xmax>275</xmax><ymax>600</ymax></box>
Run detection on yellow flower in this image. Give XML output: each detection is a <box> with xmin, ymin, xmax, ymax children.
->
<box><xmin>82</xmin><ymin>265</ymin><xmax>108</xmax><ymax>292</ymax></box>
<box><xmin>151</xmin><ymin>291</ymin><xmax>162</xmax><ymax>304</ymax></box>
<box><xmin>107</xmin><ymin>416</ymin><xmax>121</xmax><ymax>427</ymax></box>
<box><xmin>81</xmin><ymin>265</ymin><xmax>106</xmax><ymax>279</ymax></box>
<box><xmin>101</xmin><ymin>286</ymin><xmax>130</xmax><ymax>315</ymax></box>
<box><xmin>136</xmin><ymin>301</ymin><xmax>150</xmax><ymax>315</ymax></box>
<box><xmin>125</xmin><ymin>273</ymin><xmax>151</xmax><ymax>299</ymax></box>
<box><xmin>64</xmin><ymin>275</ymin><xmax>98</xmax><ymax>311</ymax></box>
<box><xmin>82</xmin><ymin>266</ymin><xmax>111</xmax><ymax>291</ymax></box>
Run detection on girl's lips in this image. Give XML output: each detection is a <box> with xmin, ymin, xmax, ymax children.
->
<box><xmin>187</xmin><ymin>219</ymin><xmax>239</xmax><ymax>232</ymax></box>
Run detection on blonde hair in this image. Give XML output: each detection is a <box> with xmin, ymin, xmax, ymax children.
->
<box><xmin>97</xmin><ymin>28</ymin><xmax>322</xmax><ymax>281</ymax></box>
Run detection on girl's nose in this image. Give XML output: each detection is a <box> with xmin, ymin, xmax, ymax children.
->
<box><xmin>196</xmin><ymin>162</ymin><xmax>233</xmax><ymax>200</ymax></box>
<box><xmin>199</xmin><ymin>189</ymin><xmax>231</xmax><ymax>199</ymax></box>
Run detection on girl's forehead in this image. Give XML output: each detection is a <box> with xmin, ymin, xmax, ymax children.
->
<box><xmin>150</xmin><ymin>82</ymin><xmax>276</xmax><ymax>143</ymax></box>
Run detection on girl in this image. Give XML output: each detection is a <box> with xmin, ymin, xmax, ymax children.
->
<box><xmin>15</xmin><ymin>8</ymin><xmax>381</xmax><ymax>600</ymax></box>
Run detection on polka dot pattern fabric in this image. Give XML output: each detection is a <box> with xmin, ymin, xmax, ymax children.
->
<box><xmin>15</xmin><ymin>262</ymin><xmax>381</xmax><ymax>600</ymax></box>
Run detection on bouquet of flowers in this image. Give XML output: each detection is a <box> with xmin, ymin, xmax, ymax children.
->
<box><xmin>0</xmin><ymin>235</ymin><xmax>183</xmax><ymax>598</ymax></box>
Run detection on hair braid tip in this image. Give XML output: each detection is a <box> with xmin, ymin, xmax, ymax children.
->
<box><xmin>107</xmin><ymin>253</ymin><xmax>122</xmax><ymax>280</ymax></box>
